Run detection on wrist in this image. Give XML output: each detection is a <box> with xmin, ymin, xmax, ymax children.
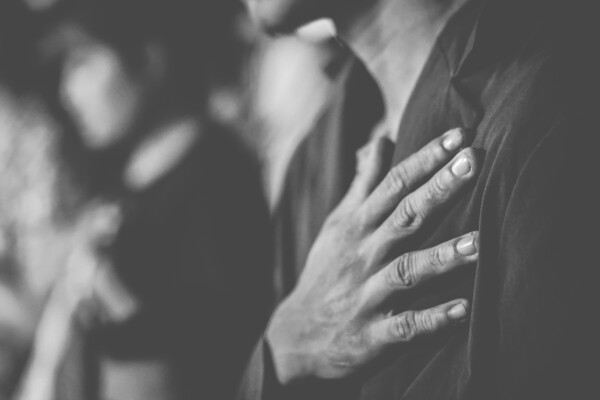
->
<box><xmin>265</xmin><ymin>301</ymin><xmax>311</xmax><ymax>385</ymax></box>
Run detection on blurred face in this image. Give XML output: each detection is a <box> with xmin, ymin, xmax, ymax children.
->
<box><xmin>61</xmin><ymin>43</ymin><xmax>146</xmax><ymax>149</ymax></box>
<box><xmin>244</xmin><ymin>0</ymin><xmax>337</xmax><ymax>33</ymax></box>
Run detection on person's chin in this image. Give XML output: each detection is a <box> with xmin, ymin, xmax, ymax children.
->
<box><xmin>245</xmin><ymin>0</ymin><xmax>327</xmax><ymax>35</ymax></box>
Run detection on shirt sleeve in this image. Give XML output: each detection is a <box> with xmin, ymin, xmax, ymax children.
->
<box><xmin>485</xmin><ymin>116</ymin><xmax>599</xmax><ymax>399</ymax></box>
<box><xmin>236</xmin><ymin>338</ymin><xmax>283</xmax><ymax>400</ymax></box>
<box><xmin>237</xmin><ymin>336</ymin><xmax>362</xmax><ymax>400</ymax></box>
<box><xmin>435</xmin><ymin>116</ymin><xmax>596</xmax><ymax>399</ymax></box>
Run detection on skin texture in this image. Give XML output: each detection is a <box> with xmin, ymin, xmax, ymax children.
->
<box><xmin>266</xmin><ymin>128</ymin><xmax>480</xmax><ymax>384</ymax></box>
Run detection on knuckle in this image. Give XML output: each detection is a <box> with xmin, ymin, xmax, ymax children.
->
<box><xmin>416</xmin><ymin>311</ymin><xmax>436</xmax><ymax>333</ymax></box>
<box><xmin>392</xmin><ymin>312</ymin><xmax>417</xmax><ymax>342</ymax></box>
<box><xmin>384</xmin><ymin>165</ymin><xmax>409</xmax><ymax>195</ymax></box>
<box><xmin>429</xmin><ymin>173</ymin><xmax>449</xmax><ymax>201</ymax></box>
<box><xmin>423</xmin><ymin>184</ymin><xmax>437</xmax><ymax>206</ymax></box>
<box><xmin>386</xmin><ymin>254</ymin><xmax>417</xmax><ymax>288</ymax></box>
<box><xmin>391</xmin><ymin>199</ymin><xmax>419</xmax><ymax>230</ymax></box>
<box><xmin>412</xmin><ymin>146</ymin><xmax>439</xmax><ymax>174</ymax></box>
<box><xmin>428</xmin><ymin>245</ymin><xmax>447</xmax><ymax>268</ymax></box>
<box><xmin>420</xmin><ymin>172</ymin><xmax>449</xmax><ymax>215</ymax></box>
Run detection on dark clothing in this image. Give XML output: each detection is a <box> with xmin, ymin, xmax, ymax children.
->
<box><xmin>238</xmin><ymin>0</ymin><xmax>599</xmax><ymax>399</ymax></box>
<box><xmin>81</xmin><ymin>125</ymin><xmax>272</xmax><ymax>400</ymax></box>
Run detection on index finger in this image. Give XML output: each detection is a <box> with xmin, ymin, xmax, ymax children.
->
<box><xmin>361</xmin><ymin>128</ymin><xmax>468</xmax><ymax>226</ymax></box>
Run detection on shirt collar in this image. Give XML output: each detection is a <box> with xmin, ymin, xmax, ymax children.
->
<box><xmin>425</xmin><ymin>0</ymin><xmax>532</xmax><ymax>133</ymax></box>
<box><xmin>436</xmin><ymin>0</ymin><xmax>486</xmax><ymax>79</ymax></box>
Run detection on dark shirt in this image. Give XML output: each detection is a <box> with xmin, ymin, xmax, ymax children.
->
<box><xmin>238</xmin><ymin>0</ymin><xmax>599</xmax><ymax>399</ymax></box>
<box><xmin>71</xmin><ymin>125</ymin><xmax>273</xmax><ymax>400</ymax></box>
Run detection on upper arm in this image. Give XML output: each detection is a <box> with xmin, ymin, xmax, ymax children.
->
<box><xmin>494</xmin><ymin>110</ymin><xmax>599</xmax><ymax>399</ymax></box>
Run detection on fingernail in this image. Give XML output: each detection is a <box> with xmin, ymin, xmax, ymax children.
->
<box><xmin>451</xmin><ymin>155</ymin><xmax>471</xmax><ymax>176</ymax></box>
<box><xmin>448</xmin><ymin>303</ymin><xmax>468</xmax><ymax>320</ymax></box>
<box><xmin>456</xmin><ymin>235</ymin><xmax>478</xmax><ymax>256</ymax></box>
<box><xmin>442</xmin><ymin>129</ymin><xmax>464</xmax><ymax>151</ymax></box>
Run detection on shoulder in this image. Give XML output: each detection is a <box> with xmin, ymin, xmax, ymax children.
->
<box><xmin>474</xmin><ymin>26</ymin><xmax>598</xmax><ymax>182</ymax></box>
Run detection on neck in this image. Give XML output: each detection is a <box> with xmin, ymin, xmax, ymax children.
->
<box><xmin>336</xmin><ymin>0</ymin><xmax>469</xmax><ymax>138</ymax></box>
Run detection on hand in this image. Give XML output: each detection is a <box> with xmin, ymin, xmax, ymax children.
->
<box><xmin>266</xmin><ymin>128</ymin><xmax>479</xmax><ymax>384</ymax></box>
<box><xmin>65</xmin><ymin>202</ymin><xmax>138</xmax><ymax>323</ymax></box>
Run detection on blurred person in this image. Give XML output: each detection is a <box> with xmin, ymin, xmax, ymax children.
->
<box><xmin>234</xmin><ymin>0</ymin><xmax>600</xmax><ymax>399</ymax></box>
<box><xmin>23</xmin><ymin>5</ymin><xmax>485</xmax><ymax>400</ymax></box>
<box><xmin>247</xmin><ymin>34</ymin><xmax>341</xmax><ymax>207</ymax></box>
<box><xmin>15</xmin><ymin>0</ymin><xmax>272</xmax><ymax>399</ymax></box>
<box><xmin>1</xmin><ymin>4</ymin><xmax>78</xmax><ymax>397</ymax></box>
<box><xmin>0</xmin><ymin>92</ymin><xmax>65</xmax><ymax>399</ymax></box>
<box><xmin>19</xmin><ymin>3</ymin><xmax>483</xmax><ymax>400</ymax></box>
<box><xmin>0</xmin><ymin>91</ymin><xmax>55</xmax><ymax>400</ymax></box>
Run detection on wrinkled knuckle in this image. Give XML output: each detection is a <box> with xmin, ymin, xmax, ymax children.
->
<box><xmin>326</xmin><ymin>348</ymin><xmax>360</xmax><ymax>372</ymax></box>
<box><xmin>423</xmin><ymin>184</ymin><xmax>437</xmax><ymax>207</ymax></box>
<box><xmin>429</xmin><ymin>173</ymin><xmax>448</xmax><ymax>202</ymax></box>
<box><xmin>417</xmin><ymin>311</ymin><xmax>436</xmax><ymax>333</ymax></box>
<box><xmin>392</xmin><ymin>313</ymin><xmax>417</xmax><ymax>342</ymax></box>
<box><xmin>418</xmin><ymin>175</ymin><xmax>446</xmax><ymax>217</ymax></box>
<box><xmin>428</xmin><ymin>245</ymin><xmax>447</xmax><ymax>268</ymax></box>
<box><xmin>387</xmin><ymin>254</ymin><xmax>416</xmax><ymax>288</ymax></box>
<box><xmin>385</xmin><ymin>165</ymin><xmax>408</xmax><ymax>195</ymax></box>
<box><xmin>391</xmin><ymin>200</ymin><xmax>419</xmax><ymax>230</ymax></box>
